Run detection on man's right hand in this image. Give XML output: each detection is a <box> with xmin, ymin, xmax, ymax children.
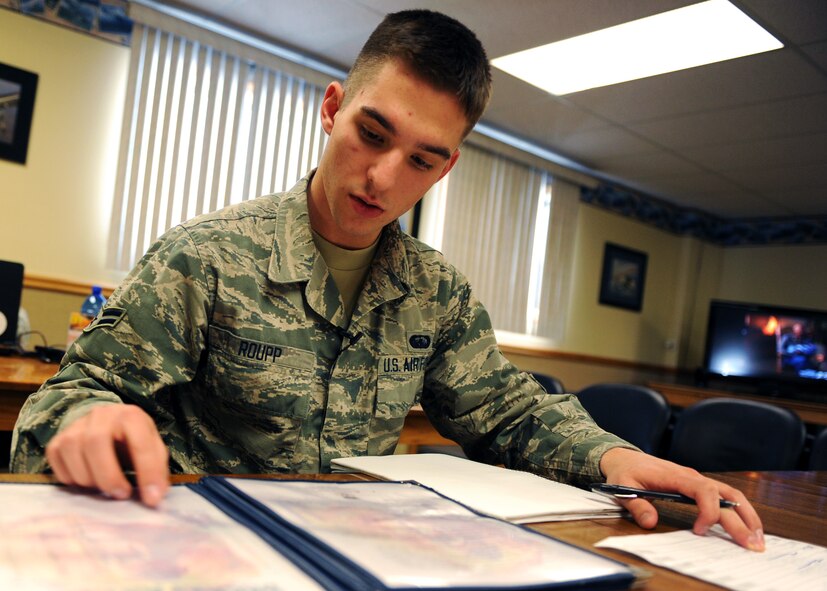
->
<box><xmin>45</xmin><ymin>404</ymin><xmax>170</xmax><ymax>507</ymax></box>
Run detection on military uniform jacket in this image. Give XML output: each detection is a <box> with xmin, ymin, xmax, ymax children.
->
<box><xmin>12</xmin><ymin>175</ymin><xmax>632</xmax><ymax>485</ymax></box>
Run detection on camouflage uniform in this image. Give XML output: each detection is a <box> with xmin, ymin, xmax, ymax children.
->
<box><xmin>11</xmin><ymin>174</ymin><xmax>633</xmax><ymax>485</ymax></box>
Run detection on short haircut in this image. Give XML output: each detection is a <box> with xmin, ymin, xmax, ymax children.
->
<box><xmin>344</xmin><ymin>9</ymin><xmax>492</xmax><ymax>138</ymax></box>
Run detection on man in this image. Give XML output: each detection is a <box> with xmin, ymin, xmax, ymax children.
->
<box><xmin>12</xmin><ymin>10</ymin><xmax>764</xmax><ymax>551</ymax></box>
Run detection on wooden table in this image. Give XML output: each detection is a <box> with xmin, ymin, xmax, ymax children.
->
<box><xmin>650</xmin><ymin>381</ymin><xmax>827</xmax><ymax>426</ymax></box>
<box><xmin>0</xmin><ymin>355</ymin><xmax>58</xmax><ymax>430</ymax></box>
<box><xmin>1</xmin><ymin>470</ymin><xmax>824</xmax><ymax>590</ymax></box>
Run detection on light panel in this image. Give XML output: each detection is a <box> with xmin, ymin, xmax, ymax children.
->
<box><xmin>491</xmin><ymin>0</ymin><xmax>782</xmax><ymax>95</ymax></box>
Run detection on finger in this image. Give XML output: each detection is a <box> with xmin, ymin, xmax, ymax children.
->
<box><xmin>50</xmin><ymin>429</ymin><xmax>95</xmax><ymax>489</ymax></box>
<box><xmin>119</xmin><ymin>410</ymin><xmax>170</xmax><ymax>507</ymax></box>
<box><xmin>619</xmin><ymin>497</ymin><xmax>659</xmax><ymax>529</ymax></box>
<box><xmin>82</xmin><ymin>423</ymin><xmax>134</xmax><ymax>501</ymax></box>
<box><xmin>716</xmin><ymin>505</ymin><xmax>765</xmax><ymax>552</ymax></box>
<box><xmin>45</xmin><ymin>439</ymin><xmax>75</xmax><ymax>486</ymax></box>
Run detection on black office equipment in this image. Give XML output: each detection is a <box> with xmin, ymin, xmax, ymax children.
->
<box><xmin>575</xmin><ymin>383</ymin><xmax>671</xmax><ymax>455</ymax></box>
<box><xmin>702</xmin><ymin>299</ymin><xmax>827</xmax><ymax>398</ymax></box>
<box><xmin>667</xmin><ymin>397</ymin><xmax>805</xmax><ymax>471</ymax></box>
<box><xmin>0</xmin><ymin>260</ymin><xmax>24</xmax><ymax>345</ymax></box>
<box><xmin>530</xmin><ymin>371</ymin><xmax>566</xmax><ymax>394</ymax></box>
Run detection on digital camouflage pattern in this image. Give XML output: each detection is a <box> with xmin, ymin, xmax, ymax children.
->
<box><xmin>11</xmin><ymin>174</ymin><xmax>635</xmax><ymax>486</ymax></box>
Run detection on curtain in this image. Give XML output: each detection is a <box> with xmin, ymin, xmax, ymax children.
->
<box><xmin>108</xmin><ymin>21</ymin><xmax>328</xmax><ymax>271</ymax></box>
<box><xmin>436</xmin><ymin>145</ymin><xmax>546</xmax><ymax>334</ymax></box>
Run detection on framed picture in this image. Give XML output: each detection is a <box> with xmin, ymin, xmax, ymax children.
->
<box><xmin>0</xmin><ymin>62</ymin><xmax>39</xmax><ymax>164</ymax></box>
<box><xmin>598</xmin><ymin>242</ymin><xmax>648</xmax><ymax>312</ymax></box>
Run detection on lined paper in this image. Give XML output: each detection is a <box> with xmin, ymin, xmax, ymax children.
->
<box><xmin>596</xmin><ymin>526</ymin><xmax>826</xmax><ymax>591</ymax></box>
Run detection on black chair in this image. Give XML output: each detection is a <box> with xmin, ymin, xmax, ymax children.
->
<box><xmin>530</xmin><ymin>372</ymin><xmax>566</xmax><ymax>394</ymax></box>
<box><xmin>667</xmin><ymin>398</ymin><xmax>805</xmax><ymax>472</ymax></box>
<box><xmin>574</xmin><ymin>383</ymin><xmax>671</xmax><ymax>455</ymax></box>
<box><xmin>809</xmin><ymin>428</ymin><xmax>827</xmax><ymax>470</ymax></box>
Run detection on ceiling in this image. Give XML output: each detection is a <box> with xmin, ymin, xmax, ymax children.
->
<box><xmin>160</xmin><ymin>0</ymin><xmax>827</xmax><ymax>221</ymax></box>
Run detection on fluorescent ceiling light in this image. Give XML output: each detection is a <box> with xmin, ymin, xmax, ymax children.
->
<box><xmin>491</xmin><ymin>0</ymin><xmax>782</xmax><ymax>95</ymax></box>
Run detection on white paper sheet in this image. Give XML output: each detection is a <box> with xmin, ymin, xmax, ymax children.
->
<box><xmin>0</xmin><ymin>484</ymin><xmax>323</xmax><ymax>591</ymax></box>
<box><xmin>595</xmin><ymin>526</ymin><xmax>827</xmax><ymax>591</ymax></box>
<box><xmin>331</xmin><ymin>453</ymin><xmax>624</xmax><ymax>522</ymax></box>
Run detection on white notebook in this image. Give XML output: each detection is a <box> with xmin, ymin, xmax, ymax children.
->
<box><xmin>331</xmin><ymin>453</ymin><xmax>623</xmax><ymax>523</ymax></box>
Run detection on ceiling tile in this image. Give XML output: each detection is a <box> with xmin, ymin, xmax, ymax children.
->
<box><xmin>740</xmin><ymin>0</ymin><xmax>827</xmax><ymax>44</ymax></box>
<box><xmin>565</xmin><ymin>49</ymin><xmax>827</xmax><ymax>124</ymax></box>
<box><xmin>722</xmin><ymin>162</ymin><xmax>827</xmax><ymax>191</ymax></box>
<box><xmin>629</xmin><ymin>93</ymin><xmax>827</xmax><ymax>149</ymax></box>
<box><xmin>679</xmin><ymin>132</ymin><xmax>827</xmax><ymax>171</ymax></box>
<box><xmin>594</xmin><ymin>151</ymin><xmax>702</xmax><ymax>180</ymax></box>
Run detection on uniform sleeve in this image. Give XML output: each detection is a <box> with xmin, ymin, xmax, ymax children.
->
<box><xmin>10</xmin><ymin>225</ymin><xmax>212</xmax><ymax>473</ymax></box>
<box><xmin>420</xmin><ymin>278</ymin><xmax>638</xmax><ymax>488</ymax></box>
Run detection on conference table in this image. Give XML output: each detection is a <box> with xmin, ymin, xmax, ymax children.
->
<box><xmin>1</xmin><ymin>470</ymin><xmax>824</xmax><ymax>590</ymax></box>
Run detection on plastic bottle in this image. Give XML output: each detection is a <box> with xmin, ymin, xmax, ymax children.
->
<box><xmin>67</xmin><ymin>286</ymin><xmax>107</xmax><ymax>347</ymax></box>
<box><xmin>81</xmin><ymin>286</ymin><xmax>107</xmax><ymax>319</ymax></box>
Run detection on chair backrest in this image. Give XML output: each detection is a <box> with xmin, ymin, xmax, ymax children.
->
<box><xmin>574</xmin><ymin>383</ymin><xmax>671</xmax><ymax>455</ymax></box>
<box><xmin>530</xmin><ymin>372</ymin><xmax>566</xmax><ymax>394</ymax></box>
<box><xmin>809</xmin><ymin>428</ymin><xmax>827</xmax><ymax>470</ymax></box>
<box><xmin>668</xmin><ymin>397</ymin><xmax>805</xmax><ymax>471</ymax></box>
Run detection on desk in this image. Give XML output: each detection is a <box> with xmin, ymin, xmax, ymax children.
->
<box><xmin>650</xmin><ymin>381</ymin><xmax>827</xmax><ymax>426</ymax></box>
<box><xmin>0</xmin><ymin>355</ymin><xmax>58</xmax><ymax>430</ymax></box>
<box><xmin>1</xmin><ymin>471</ymin><xmax>824</xmax><ymax>590</ymax></box>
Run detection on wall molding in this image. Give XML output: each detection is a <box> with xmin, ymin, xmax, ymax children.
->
<box><xmin>24</xmin><ymin>274</ymin><xmax>115</xmax><ymax>297</ymax></box>
<box><xmin>581</xmin><ymin>184</ymin><xmax>827</xmax><ymax>247</ymax></box>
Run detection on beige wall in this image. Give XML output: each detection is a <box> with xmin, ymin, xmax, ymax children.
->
<box><xmin>0</xmin><ymin>10</ymin><xmax>129</xmax><ymax>286</ymax></box>
<box><xmin>564</xmin><ymin>205</ymin><xmax>712</xmax><ymax>368</ymax></box>
<box><xmin>0</xmin><ymin>11</ymin><xmax>128</xmax><ymax>346</ymax></box>
<box><xmin>557</xmin><ymin>205</ymin><xmax>827</xmax><ymax>377</ymax></box>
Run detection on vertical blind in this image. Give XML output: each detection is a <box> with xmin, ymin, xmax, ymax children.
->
<box><xmin>108</xmin><ymin>23</ymin><xmax>327</xmax><ymax>271</ymax></box>
<box><xmin>434</xmin><ymin>145</ymin><xmax>549</xmax><ymax>334</ymax></box>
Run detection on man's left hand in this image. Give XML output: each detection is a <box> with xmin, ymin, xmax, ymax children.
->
<box><xmin>599</xmin><ymin>447</ymin><xmax>765</xmax><ymax>551</ymax></box>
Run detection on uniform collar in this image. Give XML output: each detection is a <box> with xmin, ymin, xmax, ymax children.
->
<box><xmin>267</xmin><ymin>172</ymin><xmax>413</xmax><ymax>322</ymax></box>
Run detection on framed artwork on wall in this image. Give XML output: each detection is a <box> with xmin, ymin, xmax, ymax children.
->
<box><xmin>598</xmin><ymin>242</ymin><xmax>648</xmax><ymax>312</ymax></box>
<box><xmin>0</xmin><ymin>61</ymin><xmax>38</xmax><ymax>165</ymax></box>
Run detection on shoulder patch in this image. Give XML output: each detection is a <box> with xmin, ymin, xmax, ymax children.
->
<box><xmin>83</xmin><ymin>307</ymin><xmax>126</xmax><ymax>332</ymax></box>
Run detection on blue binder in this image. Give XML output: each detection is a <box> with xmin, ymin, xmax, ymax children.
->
<box><xmin>190</xmin><ymin>477</ymin><xmax>636</xmax><ymax>591</ymax></box>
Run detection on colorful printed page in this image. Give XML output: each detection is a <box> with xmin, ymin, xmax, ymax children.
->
<box><xmin>226</xmin><ymin>478</ymin><xmax>634</xmax><ymax>589</ymax></box>
<box><xmin>0</xmin><ymin>483</ymin><xmax>323</xmax><ymax>591</ymax></box>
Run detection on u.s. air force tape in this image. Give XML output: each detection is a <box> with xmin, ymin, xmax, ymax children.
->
<box><xmin>83</xmin><ymin>307</ymin><xmax>126</xmax><ymax>332</ymax></box>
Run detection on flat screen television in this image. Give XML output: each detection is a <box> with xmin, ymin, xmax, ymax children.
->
<box><xmin>702</xmin><ymin>300</ymin><xmax>827</xmax><ymax>397</ymax></box>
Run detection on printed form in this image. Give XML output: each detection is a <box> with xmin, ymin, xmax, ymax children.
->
<box><xmin>596</xmin><ymin>526</ymin><xmax>826</xmax><ymax>591</ymax></box>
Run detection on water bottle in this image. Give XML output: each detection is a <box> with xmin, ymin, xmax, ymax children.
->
<box><xmin>67</xmin><ymin>286</ymin><xmax>107</xmax><ymax>347</ymax></box>
<box><xmin>80</xmin><ymin>286</ymin><xmax>107</xmax><ymax>319</ymax></box>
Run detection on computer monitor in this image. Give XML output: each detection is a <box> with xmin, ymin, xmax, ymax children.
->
<box><xmin>702</xmin><ymin>299</ymin><xmax>827</xmax><ymax>397</ymax></box>
<box><xmin>0</xmin><ymin>260</ymin><xmax>24</xmax><ymax>345</ymax></box>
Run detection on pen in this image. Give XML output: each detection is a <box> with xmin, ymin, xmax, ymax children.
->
<box><xmin>590</xmin><ymin>483</ymin><xmax>739</xmax><ymax>508</ymax></box>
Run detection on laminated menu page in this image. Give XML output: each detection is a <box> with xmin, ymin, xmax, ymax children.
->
<box><xmin>0</xmin><ymin>478</ymin><xmax>636</xmax><ymax>591</ymax></box>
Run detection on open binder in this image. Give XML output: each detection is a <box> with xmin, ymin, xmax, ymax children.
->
<box><xmin>1</xmin><ymin>478</ymin><xmax>635</xmax><ymax>591</ymax></box>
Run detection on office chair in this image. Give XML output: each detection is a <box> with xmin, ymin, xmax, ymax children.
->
<box><xmin>809</xmin><ymin>428</ymin><xmax>827</xmax><ymax>470</ymax></box>
<box><xmin>529</xmin><ymin>372</ymin><xmax>566</xmax><ymax>394</ymax></box>
<box><xmin>667</xmin><ymin>398</ymin><xmax>805</xmax><ymax>472</ymax></box>
<box><xmin>574</xmin><ymin>383</ymin><xmax>671</xmax><ymax>455</ymax></box>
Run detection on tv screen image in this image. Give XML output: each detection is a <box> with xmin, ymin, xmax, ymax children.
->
<box><xmin>704</xmin><ymin>301</ymin><xmax>827</xmax><ymax>393</ymax></box>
